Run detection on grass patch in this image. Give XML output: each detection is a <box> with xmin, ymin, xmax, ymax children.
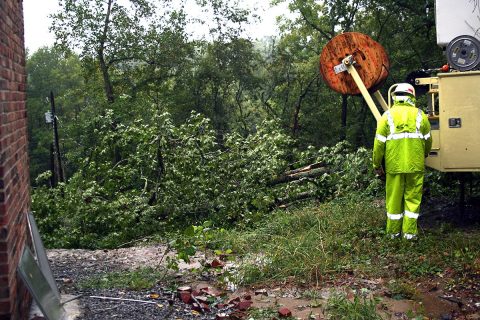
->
<box><xmin>387</xmin><ymin>280</ymin><xmax>418</xmax><ymax>300</ymax></box>
<box><xmin>324</xmin><ymin>293</ymin><xmax>382</xmax><ymax>320</ymax></box>
<box><xmin>222</xmin><ymin>199</ymin><xmax>480</xmax><ymax>285</ymax></box>
<box><xmin>248</xmin><ymin>307</ymin><xmax>296</xmax><ymax>320</ymax></box>
<box><xmin>79</xmin><ymin>267</ymin><xmax>168</xmax><ymax>290</ymax></box>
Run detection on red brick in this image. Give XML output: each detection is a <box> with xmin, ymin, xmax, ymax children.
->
<box><xmin>0</xmin><ymin>0</ymin><xmax>30</xmax><ymax>318</ymax></box>
<box><xmin>179</xmin><ymin>291</ymin><xmax>192</xmax><ymax>304</ymax></box>
<box><xmin>235</xmin><ymin>300</ymin><xmax>252</xmax><ymax>311</ymax></box>
<box><xmin>0</xmin><ymin>300</ymin><xmax>10</xmax><ymax>314</ymax></box>
<box><xmin>0</xmin><ymin>255</ymin><xmax>7</xmax><ymax>266</ymax></box>
<box><xmin>0</xmin><ymin>287</ymin><xmax>8</xmax><ymax>299</ymax></box>
<box><xmin>0</xmin><ymin>261</ymin><xmax>10</xmax><ymax>274</ymax></box>
<box><xmin>278</xmin><ymin>307</ymin><xmax>292</xmax><ymax>317</ymax></box>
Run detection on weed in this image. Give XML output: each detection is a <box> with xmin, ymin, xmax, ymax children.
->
<box><xmin>406</xmin><ymin>260</ymin><xmax>443</xmax><ymax>276</ymax></box>
<box><xmin>387</xmin><ymin>280</ymin><xmax>418</xmax><ymax>300</ymax></box>
<box><xmin>171</xmin><ymin>220</ymin><xmax>232</xmax><ymax>264</ymax></box>
<box><xmin>324</xmin><ymin>293</ymin><xmax>382</xmax><ymax>320</ymax></box>
<box><xmin>248</xmin><ymin>307</ymin><xmax>296</xmax><ymax>320</ymax></box>
<box><xmin>79</xmin><ymin>267</ymin><xmax>169</xmax><ymax>290</ymax></box>
<box><xmin>301</xmin><ymin>289</ymin><xmax>322</xmax><ymax>300</ymax></box>
<box><xmin>405</xmin><ymin>309</ymin><xmax>424</xmax><ymax>320</ymax></box>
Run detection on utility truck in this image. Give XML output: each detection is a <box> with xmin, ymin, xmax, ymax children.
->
<box><xmin>319</xmin><ymin>0</ymin><xmax>480</xmax><ymax>172</ymax></box>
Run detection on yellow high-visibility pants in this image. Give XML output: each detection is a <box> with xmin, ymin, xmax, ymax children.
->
<box><xmin>385</xmin><ymin>173</ymin><xmax>424</xmax><ymax>239</ymax></box>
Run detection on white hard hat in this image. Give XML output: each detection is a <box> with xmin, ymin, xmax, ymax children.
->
<box><xmin>393</xmin><ymin>83</ymin><xmax>415</xmax><ymax>97</ymax></box>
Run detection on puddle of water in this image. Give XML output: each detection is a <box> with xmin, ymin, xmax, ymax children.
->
<box><xmin>420</xmin><ymin>291</ymin><xmax>460</xmax><ymax>319</ymax></box>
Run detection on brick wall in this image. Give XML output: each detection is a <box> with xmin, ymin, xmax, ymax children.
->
<box><xmin>0</xmin><ymin>0</ymin><xmax>32</xmax><ymax>319</ymax></box>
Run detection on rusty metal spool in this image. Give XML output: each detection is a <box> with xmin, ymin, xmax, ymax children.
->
<box><xmin>319</xmin><ymin>32</ymin><xmax>390</xmax><ymax>95</ymax></box>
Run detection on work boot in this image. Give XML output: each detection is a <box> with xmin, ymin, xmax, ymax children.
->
<box><xmin>403</xmin><ymin>233</ymin><xmax>417</xmax><ymax>240</ymax></box>
<box><xmin>387</xmin><ymin>233</ymin><xmax>401</xmax><ymax>239</ymax></box>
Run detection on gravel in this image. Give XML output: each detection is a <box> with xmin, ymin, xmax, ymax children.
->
<box><xmin>47</xmin><ymin>246</ymin><xmax>221</xmax><ymax>320</ymax></box>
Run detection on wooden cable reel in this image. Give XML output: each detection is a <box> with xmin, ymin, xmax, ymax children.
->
<box><xmin>319</xmin><ymin>32</ymin><xmax>390</xmax><ymax>95</ymax></box>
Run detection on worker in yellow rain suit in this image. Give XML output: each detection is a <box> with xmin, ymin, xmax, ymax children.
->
<box><xmin>373</xmin><ymin>83</ymin><xmax>432</xmax><ymax>240</ymax></box>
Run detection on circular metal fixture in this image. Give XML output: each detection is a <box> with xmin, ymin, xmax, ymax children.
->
<box><xmin>446</xmin><ymin>35</ymin><xmax>480</xmax><ymax>71</ymax></box>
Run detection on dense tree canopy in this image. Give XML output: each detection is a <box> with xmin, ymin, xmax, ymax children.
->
<box><xmin>28</xmin><ymin>0</ymin><xmax>448</xmax><ymax>248</ymax></box>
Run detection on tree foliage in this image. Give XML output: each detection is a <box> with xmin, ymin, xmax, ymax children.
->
<box><xmin>28</xmin><ymin>0</ymin><xmax>452</xmax><ymax>248</ymax></box>
<box><xmin>26</xmin><ymin>47</ymin><xmax>84</xmax><ymax>181</ymax></box>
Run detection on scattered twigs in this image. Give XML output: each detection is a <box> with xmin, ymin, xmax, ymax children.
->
<box><xmin>191</xmin><ymin>295</ymin><xmax>206</xmax><ymax>313</ymax></box>
<box><xmin>60</xmin><ymin>294</ymin><xmax>83</xmax><ymax>305</ymax></box>
<box><xmin>157</xmin><ymin>244</ymin><xmax>173</xmax><ymax>282</ymax></box>
<box><xmin>116</xmin><ymin>235</ymin><xmax>155</xmax><ymax>248</ymax></box>
<box><xmin>158</xmin><ymin>243</ymin><xmax>171</xmax><ymax>266</ymax></box>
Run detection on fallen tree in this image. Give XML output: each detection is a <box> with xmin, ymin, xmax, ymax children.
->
<box><xmin>268</xmin><ymin>162</ymin><xmax>327</xmax><ymax>186</ymax></box>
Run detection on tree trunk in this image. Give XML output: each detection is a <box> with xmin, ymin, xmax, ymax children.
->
<box><xmin>269</xmin><ymin>166</ymin><xmax>328</xmax><ymax>186</ymax></box>
<box><xmin>213</xmin><ymin>85</ymin><xmax>225</xmax><ymax>144</ymax></box>
<box><xmin>98</xmin><ymin>0</ymin><xmax>114</xmax><ymax>103</ymax></box>
<box><xmin>340</xmin><ymin>94</ymin><xmax>348</xmax><ymax>141</ymax></box>
<box><xmin>292</xmin><ymin>75</ymin><xmax>318</xmax><ymax>137</ymax></box>
<box><xmin>235</xmin><ymin>85</ymin><xmax>249</xmax><ymax>134</ymax></box>
<box><xmin>98</xmin><ymin>53</ymin><xmax>114</xmax><ymax>103</ymax></box>
<box><xmin>148</xmin><ymin>136</ymin><xmax>165</xmax><ymax>205</ymax></box>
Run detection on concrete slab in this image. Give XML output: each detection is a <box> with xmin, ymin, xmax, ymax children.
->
<box><xmin>29</xmin><ymin>294</ymin><xmax>82</xmax><ymax>320</ymax></box>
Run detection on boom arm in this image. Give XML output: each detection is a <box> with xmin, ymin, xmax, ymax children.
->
<box><xmin>338</xmin><ymin>55</ymin><xmax>387</xmax><ymax>122</ymax></box>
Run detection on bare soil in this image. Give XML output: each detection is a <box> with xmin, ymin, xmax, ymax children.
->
<box><xmin>45</xmin><ymin>241</ymin><xmax>480</xmax><ymax>320</ymax></box>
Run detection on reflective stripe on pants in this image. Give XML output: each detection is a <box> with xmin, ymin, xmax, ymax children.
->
<box><xmin>385</xmin><ymin>172</ymin><xmax>424</xmax><ymax>236</ymax></box>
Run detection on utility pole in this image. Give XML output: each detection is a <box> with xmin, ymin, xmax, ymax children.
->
<box><xmin>49</xmin><ymin>91</ymin><xmax>64</xmax><ymax>185</ymax></box>
<box><xmin>49</xmin><ymin>142</ymin><xmax>56</xmax><ymax>187</ymax></box>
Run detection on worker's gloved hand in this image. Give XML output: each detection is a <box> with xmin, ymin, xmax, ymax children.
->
<box><xmin>374</xmin><ymin>167</ymin><xmax>385</xmax><ymax>181</ymax></box>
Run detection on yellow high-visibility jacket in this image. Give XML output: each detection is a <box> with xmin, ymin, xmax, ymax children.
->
<box><xmin>373</xmin><ymin>102</ymin><xmax>432</xmax><ymax>174</ymax></box>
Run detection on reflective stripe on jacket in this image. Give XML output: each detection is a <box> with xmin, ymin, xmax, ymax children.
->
<box><xmin>373</xmin><ymin>102</ymin><xmax>432</xmax><ymax>174</ymax></box>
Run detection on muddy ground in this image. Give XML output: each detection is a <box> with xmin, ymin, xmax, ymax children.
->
<box><xmin>42</xmin><ymin>245</ymin><xmax>479</xmax><ymax>319</ymax></box>
<box><xmin>32</xmin><ymin>200</ymin><xmax>480</xmax><ymax>320</ymax></box>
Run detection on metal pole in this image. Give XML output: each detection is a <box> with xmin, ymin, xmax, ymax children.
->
<box><xmin>343</xmin><ymin>57</ymin><xmax>382</xmax><ymax>122</ymax></box>
<box><xmin>50</xmin><ymin>91</ymin><xmax>64</xmax><ymax>183</ymax></box>
<box><xmin>373</xmin><ymin>91</ymin><xmax>388</xmax><ymax>112</ymax></box>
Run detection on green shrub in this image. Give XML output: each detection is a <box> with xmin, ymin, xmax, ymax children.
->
<box><xmin>32</xmin><ymin>109</ymin><xmax>384</xmax><ymax>249</ymax></box>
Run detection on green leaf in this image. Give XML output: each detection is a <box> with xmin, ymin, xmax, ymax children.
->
<box><xmin>184</xmin><ymin>225</ymin><xmax>195</xmax><ymax>237</ymax></box>
<box><xmin>203</xmin><ymin>220</ymin><xmax>213</xmax><ymax>228</ymax></box>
